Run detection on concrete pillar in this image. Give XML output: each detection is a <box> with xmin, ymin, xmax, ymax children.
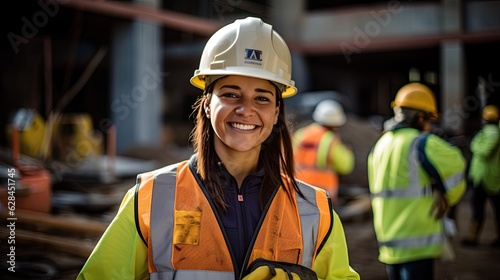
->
<box><xmin>110</xmin><ymin>21</ymin><xmax>163</xmax><ymax>152</ymax></box>
<box><xmin>110</xmin><ymin>19</ymin><xmax>163</xmax><ymax>152</ymax></box>
<box><xmin>440</xmin><ymin>40</ymin><xmax>465</xmax><ymax>136</ymax></box>
<box><xmin>440</xmin><ymin>0</ymin><xmax>465</xmax><ymax>136</ymax></box>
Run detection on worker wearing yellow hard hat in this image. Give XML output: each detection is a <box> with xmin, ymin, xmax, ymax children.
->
<box><xmin>462</xmin><ymin>104</ymin><xmax>500</xmax><ymax>247</ymax></box>
<box><xmin>368</xmin><ymin>82</ymin><xmax>466</xmax><ymax>280</ymax></box>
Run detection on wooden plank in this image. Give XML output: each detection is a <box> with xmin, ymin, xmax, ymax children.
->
<box><xmin>337</xmin><ymin>196</ymin><xmax>372</xmax><ymax>221</ymax></box>
<box><xmin>0</xmin><ymin>209</ymin><xmax>108</xmax><ymax>236</ymax></box>
<box><xmin>0</xmin><ymin>228</ymin><xmax>97</xmax><ymax>258</ymax></box>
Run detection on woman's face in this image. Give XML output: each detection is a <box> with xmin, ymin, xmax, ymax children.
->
<box><xmin>206</xmin><ymin>75</ymin><xmax>279</xmax><ymax>155</ymax></box>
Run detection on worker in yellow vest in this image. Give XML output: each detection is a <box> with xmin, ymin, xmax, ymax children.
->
<box><xmin>77</xmin><ymin>17</ymin><xmax>359</xmax><ymax>280</ymax></box>
<box><xmin>368</xmin><ymin>82</ymin><xmax>466</xmax><ymax>280</ymax></box>
<box><xmin>462</xmin><ymin>104</ymin><xmax>500</xmax><ymax>247</ymax></box>
<box><xmin>293</xmin><ymin>99</ymin><xmax>355</xmax><ymax>203</ymax></box>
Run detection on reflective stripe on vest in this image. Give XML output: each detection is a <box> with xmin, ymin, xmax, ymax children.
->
<box><xmin>150</xmin><ymin>167</ymin><xmax>176</xmax><ymax>275</ymax></box>
<box><xmin>371</xmin><ymin>135</ymin><xmax>442</xmax><ymax>248</ymax></box>
<box><xmin>135</xmin><ymin>159</ymin><xmax>333</xmax><ymax>280</ymax></box>
<box><xmin>442</xmin><ymin>172</ymin><xmax>464</xmax><ymax>192</ymax></box>
<box><xmin>378</xmin><ymin>234</ymin><xmax>442</xmax><ymax>248</ymax></box>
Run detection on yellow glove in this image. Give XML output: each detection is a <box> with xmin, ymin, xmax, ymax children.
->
<box><xmin>242</xmin><ymin>265</ymin><xmax>300</xmax><ymax>280</ymax></box>
<box><xmin>242</xmin><ymin>258</ymin><xmax>317</xmax><ymax>280</ymax></box>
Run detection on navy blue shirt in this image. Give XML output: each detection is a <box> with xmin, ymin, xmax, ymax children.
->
<box><xmin>216</xmin><ymin>161</ymin><xmax>264</xmax><ymax>272</ymax></box>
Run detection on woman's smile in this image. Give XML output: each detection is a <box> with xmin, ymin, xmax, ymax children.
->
<box><xmin>230</xmin><ymin>122</ymin><xmax>257</xmax><ymax>131</ymax></box>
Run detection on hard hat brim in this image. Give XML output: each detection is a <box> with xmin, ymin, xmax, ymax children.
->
<box><xmin>190</xmin><ymin>71</ymin><xmax>297</xmax><ymax>98</ymax></box>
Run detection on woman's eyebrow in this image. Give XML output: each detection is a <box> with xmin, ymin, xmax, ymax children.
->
<box><xmin>220</xmin><ymin>85</ymin><xmax>241</xmax><ymax>90</ymax></box>
<box><xmin>255</xmin><ymin>88</ymin><xmax>274</xmax><ymax>96</ymax></box>
<box><xmin>219</xmin><ymin>85</ymin><xmax>274</xmax><ymax>96</ymax></box>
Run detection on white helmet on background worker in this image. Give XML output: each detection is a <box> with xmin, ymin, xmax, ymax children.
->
<box><xmin>190</xmin><ymin>17</ymin><xmax>297</xmax><ymax>98</ymax></box>
<box><xmin>313</xmin><ymin>99</ymin><xmax>347</xmax><ymax>127</ymax></box>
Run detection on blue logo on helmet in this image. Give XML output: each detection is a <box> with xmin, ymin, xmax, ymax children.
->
<box><xmin>244</xmin><ymin>49</ymin><xmax>262</xmax><ymax>64</ymax></box>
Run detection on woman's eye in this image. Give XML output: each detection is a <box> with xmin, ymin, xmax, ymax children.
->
<box><xmin>221</xmin><ymin>92</ymin><xmax>238</xmax><ymax>98</ymax></box>
<box><xmin>256</xmin><ymin>96</ymin><xmax>270</xmax><ymax>102</ymax></box>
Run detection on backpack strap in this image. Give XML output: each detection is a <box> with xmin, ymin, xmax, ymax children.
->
<box><xmin>415</xmin><ymin>134</ymin><xmax>446</xmax><ymax>194</ymax></box>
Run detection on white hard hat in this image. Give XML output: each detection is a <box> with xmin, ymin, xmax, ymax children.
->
<box><xmin>313</xmin><ymin>99</ymin><xmax>346</xmax><ymax>126</ymax></box>
<box><xmin>190</xmin><ymin>17</ymin><xmax>297</xmax><ymax>98</ymax></box>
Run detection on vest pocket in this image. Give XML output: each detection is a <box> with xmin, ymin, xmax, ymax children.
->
<box><xmin>173</xmin><ymin>210</ymin><xmax>201</xmax><ymax>245</ymax></box>
<box><xmin>253</xmin><ymin>237</ymin><xmax>302</xmax><ymax>263</ymax></box>
<box><xmin>277</xmin><ymin>240</ymin><xmax>302</xmax><ymax>263</ymax></box>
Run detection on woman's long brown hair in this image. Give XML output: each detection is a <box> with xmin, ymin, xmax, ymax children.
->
<box><xmin>189</xmin><ymin>81</ymin><xmax>302</xmax><ymax>213</ymax></box>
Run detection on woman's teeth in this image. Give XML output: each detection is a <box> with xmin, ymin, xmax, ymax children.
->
<box><xmin>232</xmin><ymin>123</ymin><xmax>256</xmax><ymax>130</ymax></box>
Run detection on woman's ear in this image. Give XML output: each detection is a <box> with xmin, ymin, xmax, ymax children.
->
<box><xmin>204</xmin><ymin>100</ymin><xmax>211</xmax><ymax>118</ymax></box>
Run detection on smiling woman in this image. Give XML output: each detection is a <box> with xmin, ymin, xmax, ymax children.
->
<box><xmin>207</xmin><ymin>76</ymin><xmax>279</xmax><ymax>160</ymax></box>
<box><xmin>77</xmin><ymin>17</ymin><xmax>360</xmax><ymax>280</ymax></box>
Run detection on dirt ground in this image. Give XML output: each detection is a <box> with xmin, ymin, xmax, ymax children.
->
<box><xmin>1</xmin><ymin>185</ymin><xmax>498</xmax><ymax>280</ymax></box>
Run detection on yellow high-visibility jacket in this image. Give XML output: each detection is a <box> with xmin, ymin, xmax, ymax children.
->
<box><xmin>468</xmin><ymin>123</ymin><xmax>500</xmax><ymax>194</ymax></box>
<box><xmin>368</xmin><ymin>127</ymin><xmax>466</xmax><ymax>265</ymax></box>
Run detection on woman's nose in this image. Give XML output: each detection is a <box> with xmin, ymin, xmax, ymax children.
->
<box><xmin>234</xmin><ymin>100</ymin><xmax>254</xmax><ymax>115</ymax></box>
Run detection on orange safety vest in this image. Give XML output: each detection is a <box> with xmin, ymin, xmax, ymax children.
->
<box><xmin>294</xmin><ymin>124</ymin><xmax>339</xmax><ymax>196</ymax></box>
<box><xmin>134</xmin><ymin>158</ymin><xmax>333</xmax><ymax>280</ymax></box>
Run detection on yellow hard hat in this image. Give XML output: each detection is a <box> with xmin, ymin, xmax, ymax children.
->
<box><xmin>391</xmin><ymin>82</ymin><xmax>439</xmax><ymax>120</ymax></box>
<box><xmin>482</xmin><ymin>104</ymin><xmax>499</xmax><ymax>121</ymax></box>
<box><xmin>190</xmin><ymin>17</ymin><xmax>297</xmax><ymax>98</ymax></box>
<box><xmin>6</xmin><ymin>108</ymin><xmax>46</xmax><ymax>158</ymax></box>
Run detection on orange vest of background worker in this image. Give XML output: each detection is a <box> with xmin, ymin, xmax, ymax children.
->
<box><xmin>293</xmin><ymin>99</ymin><xmax>355</xmax><ymax>203</ymax></box>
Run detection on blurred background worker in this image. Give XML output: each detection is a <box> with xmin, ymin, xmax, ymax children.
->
<box><xmin>368</xmin><ymin>82</ymin><xmax>466</xmax><ymax>280</ymax></box>
<box><xmin>462</xmin><ymin>104</ymin><xmax>500</xmax><ymax>247</ymax></box>
<box><xmin>293</xmin><ymin>99</ymin><xmax>354</xmax><ymax>204</ymax></box>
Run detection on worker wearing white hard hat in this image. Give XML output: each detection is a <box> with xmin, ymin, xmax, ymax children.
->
<box><xmin>78</xmin><ymin>17</ymin><xmax>359</xmax><ymax>280</ymax></box>
<box><xmin>293</xmin><ymin>99</ymin><xmax>355</xmax><ymax>203</ymax></box>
